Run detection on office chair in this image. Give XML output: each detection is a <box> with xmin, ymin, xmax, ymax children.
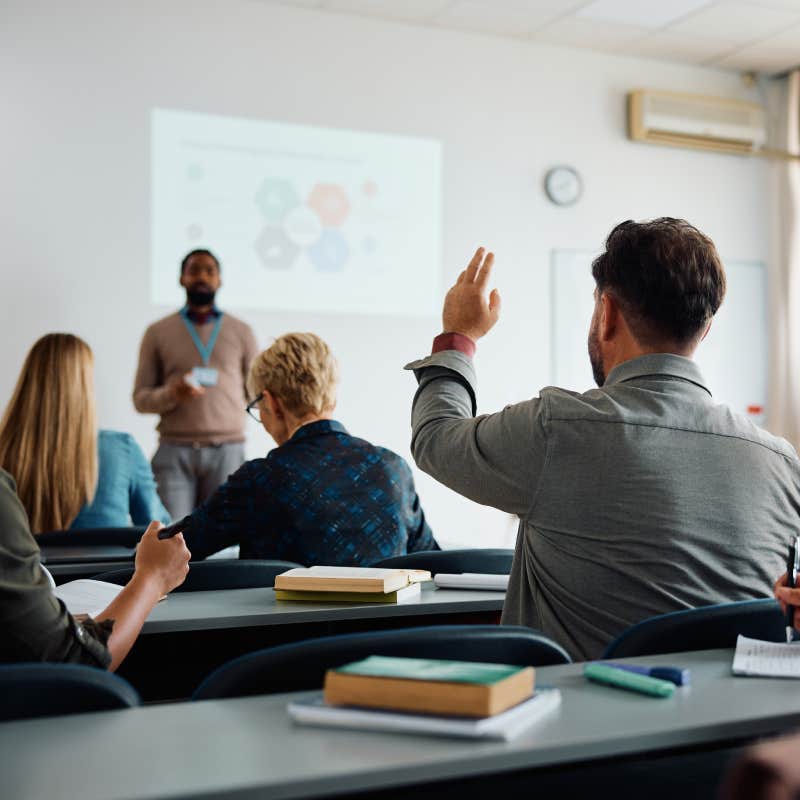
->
<box><xmin>193</xmin><ymin>624</ymin><xmax>570</xmax><ymax>700</ymax></box>
<box><xmin>94</xmin><ymin>559</ymin><xmax>302</xmax><ymax>591</ymax></box>
<box><xmin>603</xmin><ymin>598</ymin><xmax>785</xmax><ymax>659</ymax></box>
<box><xmin>0</xmin><ymin>663</ymin><xmax>141</xmax><ymax>721</ymax></box>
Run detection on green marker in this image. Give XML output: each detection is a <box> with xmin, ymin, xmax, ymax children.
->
<box><xmin>584</xmin><ymin>663</ymin><xmax>675</xmax><ymax>698</ymax></box>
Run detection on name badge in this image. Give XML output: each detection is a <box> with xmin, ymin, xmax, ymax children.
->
<box><xmin>192</xmin><ymin>367</ymin><xmax>219</xmax><ymax>387</ymax></box>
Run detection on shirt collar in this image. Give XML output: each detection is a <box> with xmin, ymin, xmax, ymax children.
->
<box><xmin>604</xmin><ymin>353</ymin><xmax>712</xmax><ymax>397</ymax></box>
<box><xmin>183</xmin><ymin>305</ymin><xmax>221</xmax><ymax>324</ymax></box>
<box><xmin>287</xmin><ymin>419</ymin><xmax>348</xmax><ymax>444</ymax></box>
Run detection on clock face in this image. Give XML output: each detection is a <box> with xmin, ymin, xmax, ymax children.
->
<box><xmin>544</xmin><ymin>166</ymin><xmax>583</xmax><ymax>206</ymax></box>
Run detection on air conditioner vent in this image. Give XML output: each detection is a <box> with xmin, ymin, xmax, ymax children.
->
<box><xmin>628</xmin><ymin>89</ymin><xmax>767</xmax><ymax>156</ymax></box>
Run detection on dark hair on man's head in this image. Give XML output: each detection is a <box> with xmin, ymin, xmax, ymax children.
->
<box><xmin>591</xmin><ymin>217</ymin><xmax>726</xmax><ymax>347</ymax></box>
<box><xmin>180</xmin><ymin>249</ymin><xmax>220</xmax><ymax>274</ymax></box>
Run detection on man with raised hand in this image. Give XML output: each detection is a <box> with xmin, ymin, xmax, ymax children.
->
<box><xmin>406</xmin><ymin>219</ymin><xmax>800</xmax><ymax>660</ymax></box>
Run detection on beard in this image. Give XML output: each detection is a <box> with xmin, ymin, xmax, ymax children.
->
<box><xmin>187</xmin><ymin>288</ymin><xmax>216</xmax><ymax>306</ymax></box>
<box><xmin>587</xmin><ymin>322</ymin><xmax>606</xmax><ymax>387</ymax></box>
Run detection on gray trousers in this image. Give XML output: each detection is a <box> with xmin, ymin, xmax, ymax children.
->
<box><xmin>152</xmin><ymin>441</ymin><xmax>246</xmax><ymax>520</ymax></box>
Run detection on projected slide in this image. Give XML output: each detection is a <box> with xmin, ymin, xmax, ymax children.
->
<box><xmin>150</xmin><ymin>109</ymin><xmax>442</xmax><ymax>316</ymax></box>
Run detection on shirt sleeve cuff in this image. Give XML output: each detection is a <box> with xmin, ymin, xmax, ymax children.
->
<box><xmin>432</xmin><ymin>333</ymin><xmax>476</xmax><ymax>358</ymax></box>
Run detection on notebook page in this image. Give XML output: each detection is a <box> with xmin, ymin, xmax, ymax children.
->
<box><xmin>53</xmin><ymin>579</ymin><xmax>124</xmax><ymax>617</ymax></box>
<box><xmin>732</xmin><ymin>635</ymin><xmax>800</xmax><ymax>678</ymax></box>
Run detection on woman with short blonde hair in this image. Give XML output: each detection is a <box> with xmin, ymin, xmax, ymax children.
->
<box><xmin>179</xmin><ymin>331</ymin><xmax>438</xmax><ymax>565</ymax></box>
<box><xmin>0</xmin><ymin>333</ymin><xmax>169</xmax><ymax>533</ymax></box>
<box><xmin>247</xmin><ymin>332</ymin><xmax>338</xmax><ymax>417</ymax></box>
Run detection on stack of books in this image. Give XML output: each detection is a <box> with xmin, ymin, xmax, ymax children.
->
<box><xmin>273</xmin><ymin>566</ymin><xmax>431</xmax><ymax>604</ymax></box>
<box><xmin>288</xmin><ymin>655</ymin><xmax>561</xmax><ymax>740</ymax></box>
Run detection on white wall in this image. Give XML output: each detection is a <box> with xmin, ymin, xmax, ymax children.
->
<box><xmin>1</xmin><ymin>0</ymin><xmax>770</xmax><ymax>547</ymax></box>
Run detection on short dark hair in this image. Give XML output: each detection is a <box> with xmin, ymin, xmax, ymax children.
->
<box><xmin>591</xmin><ymin>218</ymin><xmax>726</xmax><ymax>346</ymax></box>
<box><xmin>180</xmin><ymin>249</ymin><xmax>220</xmax><ymax>275</ymax></box>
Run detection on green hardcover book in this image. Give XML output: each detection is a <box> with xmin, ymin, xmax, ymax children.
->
<box><xmin>324</xmin><ymin>656</ymin><xmax>535</xmax><ymax>717</ymax></box>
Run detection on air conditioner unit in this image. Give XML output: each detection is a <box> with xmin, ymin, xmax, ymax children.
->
<box><xmin>628</xmin><ymin>89</ymin><xmax>767</xmax><ymax>156</ymax></box>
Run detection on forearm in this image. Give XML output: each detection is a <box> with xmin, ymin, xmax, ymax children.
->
<box><xmin>133</xmin><ymin>385</ymin><xmax>178</xmax><ymax>415</ymax></box>
<box><xmin>406</xmin><ymin>352</ymin><xmax>546</xmax><ymax>516</ymax></box>
<box><xmin>94</xmin><ymin>573</ymin><xmax>163</xmax><ymax>671</ymax></box>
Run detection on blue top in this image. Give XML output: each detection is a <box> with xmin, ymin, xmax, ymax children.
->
<box><xmin>183</xmin><ymin>420</ymin><xmax>438</xmax><ymax>565</ymax></box>
<box><xmin>71</xmin><ymin>430</ymin><xmax>171</xmax><ymax>530</ymax></box>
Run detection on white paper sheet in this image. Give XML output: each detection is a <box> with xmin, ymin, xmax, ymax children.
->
<box><xmin>53</xmin><ymin>579</ymin><xmax>124</xmax><ymax>617</ymax></box>
<box><xmin>732</xmin><ymin>635</ymin><xmax>800</xmax><ymax>678</ymax></box>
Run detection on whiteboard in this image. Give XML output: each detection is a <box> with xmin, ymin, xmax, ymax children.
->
<box><xmin>550</xmin><ymin>250</ymin><xmax>767</xmax><ymax>424</ymax></box>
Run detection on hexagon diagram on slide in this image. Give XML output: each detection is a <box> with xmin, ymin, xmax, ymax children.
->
<box><xmin>308</xmin><ymin>183</ymin><xmax>350</xmax><ymax>227</ymax></box>
<box><xmin>253</xmin><ymin>226</ymin><xmax>301</xmax><ymax>270</ymax></box>
<box><xmin>254</xmin><ymin>178</ymin><xmax>300</xmax><ymax>224</ymax></box>
<box><xmin>309</xmin><ymin>230</ymin><xmax>349</xmax><ymax>273</ymax></box>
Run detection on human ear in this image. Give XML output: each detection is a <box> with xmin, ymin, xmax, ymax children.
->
<box><xmin>263</xmin><ymin>389</ymin><xmax>284</xmax><ymax>420</ymax></box>
<box><xmin>599</xmin><ymin>292</ymin><xmax>619</xmax><ymax>342</ymax></box>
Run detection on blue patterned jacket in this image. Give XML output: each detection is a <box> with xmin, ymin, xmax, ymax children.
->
<box><xmin>183</xmin><ymin>420</ymin><xmax>437</xmax><ymax>564</ymax></box>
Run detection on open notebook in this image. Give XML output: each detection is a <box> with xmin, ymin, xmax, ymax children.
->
<box><xmin>732</xmin><ymin>635</ymin><xmax>800</xmax><ymax>678</ymax></box>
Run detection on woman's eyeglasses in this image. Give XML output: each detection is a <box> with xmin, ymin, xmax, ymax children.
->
<box><xmin>245</xmin><ymin>396</ymin><xmax>261</xmax><ymax>422</ymax></box>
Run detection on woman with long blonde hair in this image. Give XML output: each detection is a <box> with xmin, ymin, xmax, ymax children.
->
<box><xmin>0</xmin><ymin>333</ymin><xmax>168</xmax><ymax>533</ymax></box>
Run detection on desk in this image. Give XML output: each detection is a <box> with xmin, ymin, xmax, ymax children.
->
<box><xmin>119</xmin><ymin>585</ymin><xmax>505</xmax><ymax>700</ymax></box>
<box><xmin>4</xmin><ymin>649</ymin><xmax>800</xmax><ymax>800</ymax></box>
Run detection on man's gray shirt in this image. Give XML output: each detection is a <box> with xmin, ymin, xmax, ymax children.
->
<box><xmin>406</xmin><ymin>351</ymin><xmax>800</xmax><ymax>661</ymax></box>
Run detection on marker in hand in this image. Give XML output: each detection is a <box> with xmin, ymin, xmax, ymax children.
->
<box><xmin>157</xmin><ymin>516</ymin><xmax>192</xmax><ymax>540</ymax></box>
<box><xmin>785</xmin><ymin>536</ymin><xmax>799</xmax><ymax>644</ymax></box>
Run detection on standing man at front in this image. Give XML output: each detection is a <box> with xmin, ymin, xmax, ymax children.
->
<box><xmin>134</xmin><ymin>249</ymin><xmax>259</xmax><ymax>519</ymax></box>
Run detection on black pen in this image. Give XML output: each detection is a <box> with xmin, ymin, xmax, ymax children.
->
<box><xmin>157</xmin><ymin>515</ymin><xmax>192</xmax><ymax>540</ymax></box>
<box><xmin>785</xmin><ymin>536</ymin><xmax>799</xmax><ymax>644</ymax></box>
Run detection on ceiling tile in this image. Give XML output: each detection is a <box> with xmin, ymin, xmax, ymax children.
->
<box><xmin>533</xmin><ymin>15</ymin><xmax>650</xmax><ymax>51</ymax></box>
<box><xmin>713</xmin><ymin>24</ymin><xmax>800</xmax><ymax>72</ymax></box>
<box><xmin>325</xmin><ymin>0</ymin><xmax>452</xmax><ymax>20</ymax></box>
<box><xmin>716</xmin><ymin>0</ymin><xmax>800</xmax><ymax>9</ymax></box>
<box><xmin>667</xmin><ymin>1</ymin><xmax>800</xmax><ymax>44</ymax></box>
<box><xmin>627</xmin><ymin>31</ymin><xmax>736</xmax><ymax>63</ymax></box>
<box><xmin>430</xmin><ymin>0</ymin><xmax>568</xmax><ymax>38</ymax></box>
<box><xmin>576</xmin><ymin>0</ymin><xmax>714</xmax><ymax>29</ymax></box>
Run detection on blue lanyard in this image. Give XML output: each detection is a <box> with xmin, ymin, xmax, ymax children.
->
<box><xmin>179</xmin><ymin>307</ymin><xmax>224</xmax><ymax>366</ymax></box>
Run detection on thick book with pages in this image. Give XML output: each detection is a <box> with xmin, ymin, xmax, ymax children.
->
<box><xmin>324</xmin><ymin>655</ymin><xmax>534</xmax><ymax>717</ymax></box>
<box><xmin>274</xmin><ymin>566</ymin><xmax>430</xmax><ymax>594</ymax></box>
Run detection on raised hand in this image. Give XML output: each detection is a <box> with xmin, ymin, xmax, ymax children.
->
<box><xmin>441</xmin><ymin>247</ymin><xmax>501</xmax><ymax>342</ymax></box>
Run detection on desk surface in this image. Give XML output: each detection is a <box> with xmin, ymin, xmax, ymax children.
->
<box><xmin>4</xmin><ymin>648</ymin><xmax>800</xmax><ymax>800</ymax></box>
<box><xmin>141</xmin><ymin>583</ymin><xmax>506</xmax><ymax>634</ymax></box>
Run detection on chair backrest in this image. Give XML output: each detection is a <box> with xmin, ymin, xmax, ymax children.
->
<box><xmin>36</xmin><ymin>526</ymin><xmax>145</xmax><ymax>548</ymax></box>
<box><xmin>193</xmin><ymin>624</ymin><xmax>570</xmax><ymax>700</ymax></box>
<box><xmin>93</xmin><ymin>559</ymin><xmax>303</xmax><ymax>591</ymax></box>
<box><xmin>371</xmin><ymin>548</ymin><xmax>514</xmax><ymax>575</ymax></box>
<box><xmin>603</xmin><ymin>599</ymin><xmax>785</xmax><ymax>659</ymax></box>
<box><xmin>0</xmin><ymin>664</ymin><xmax>141</xmax><ymax>721</ymax></box>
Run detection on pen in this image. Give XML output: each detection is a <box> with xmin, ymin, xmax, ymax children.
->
<box><xmin>584</xmin><ymin>663</ymin><xmax>674</xmax><ymax>698</ymax></box>
<box><xmin>157</xmin><ymin>515</ymin><xmax>192</xmax><ymax>540</ymax></box>
<box><xmin>785</xmin><ymin>536</ymin><xmax>799</xmax><ymax>644</ymax></box>
<box><xmin>601</xmin><ymin>662</ymin><xmax>690</xmax><ymax>686</ymax></box>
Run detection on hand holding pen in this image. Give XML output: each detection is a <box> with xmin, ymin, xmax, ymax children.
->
<box><xmin>774</xmin><ymin>535</ymin><xmax>800</xmax><ymax>643</ymax></box>
<box><xmin>157</xmin><ymin>515</ymin><xmax>192</xmax><ymax>540</ymax></box>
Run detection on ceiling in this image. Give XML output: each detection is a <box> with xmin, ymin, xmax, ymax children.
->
<box><xmin>258</xmin><ymin>0</ymin><xmax>800</xmax><ymax>75</ymax></box>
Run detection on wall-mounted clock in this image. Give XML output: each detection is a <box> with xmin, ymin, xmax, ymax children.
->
<box><xmin>544</xmin><ymin>166</ymin><xmax>583</xmax><ymax>206</ymax></box>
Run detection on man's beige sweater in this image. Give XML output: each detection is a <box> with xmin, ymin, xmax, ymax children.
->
<box><xmin>133</xmin><ymin>311</ymin><xmax>259</xmax><ymax>445</ymax></box>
